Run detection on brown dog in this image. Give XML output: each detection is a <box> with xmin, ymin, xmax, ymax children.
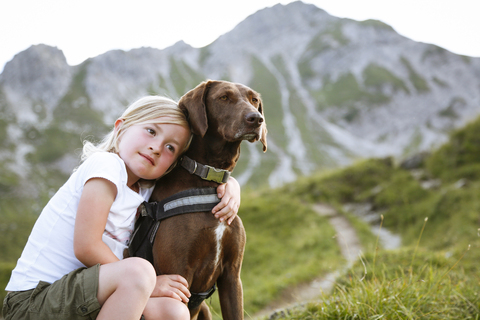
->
<box><xmin>149</xmin><ymin>80</ymin><xmax>267</xmax><ymax>320</ymax></box>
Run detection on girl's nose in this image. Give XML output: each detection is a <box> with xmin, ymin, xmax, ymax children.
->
<box><xmin>149</xmin><ymin>145</ymin><xmax>161</xmax><ymax>155</ymax></box>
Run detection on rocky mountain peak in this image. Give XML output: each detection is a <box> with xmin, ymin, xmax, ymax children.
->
<box><xmin>1</xmin><ymin>1</ymin><xmax>480</xmax><ymax>191</ymax></box>
<box><xmin>0</xmin><ymin>44</ymin><xmax>72</xmax><ymax>125</ymax></box>
<box><xmin>212</xmin><ymin>1</ymin><xmax>334</xmax><ymax>58</ymax></box>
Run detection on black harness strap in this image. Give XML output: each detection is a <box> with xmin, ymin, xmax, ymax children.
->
<box><xmin>128</xmin><ymin>187</ymin><xmax>220</xmax><ymax>310</ymax></box>
<box><xmin>187</xmin><ymin>284</ymin><xmax>217</xmax><ymax>310</ymax></box>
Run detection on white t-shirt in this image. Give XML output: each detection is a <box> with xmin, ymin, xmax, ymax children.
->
<box><xmin>6</xmin><ymin>152</ymin><xmax>154</xmax><ymax>291</ymax></box>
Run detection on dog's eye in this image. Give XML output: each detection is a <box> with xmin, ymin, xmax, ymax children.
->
<box><xmin>252</xmin><ymin>97</ymin><xmax>258</xmax><ymax>103</ymax></box>
<box><xmin>220</xmin><ymin>95</ymin><xmax>228</xmax><ymax>101</ymax></box>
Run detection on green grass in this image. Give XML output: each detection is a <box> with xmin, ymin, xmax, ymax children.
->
<box><xmin>0</xmin><ymin>162</ymin><xmax>19</xmax><ymax>194</ymax></box>
<box><xmin>0</xmin><ymin>200</ymin><xmax>38</xmax><ymax>263</ymax></box>
<box><xmin>0</xmin><ymin>200</ymin><xmax>38</xmax><ymax>308</ymax></box>
<box><xmin>0</xmin><ymin>262</ymin><xmax>16</xmax><ymax>307</ymax></box>
<box><xmin>273</xmin><ymin>247</ymin><xmax>480</xmax><ymax>319</ymax></box>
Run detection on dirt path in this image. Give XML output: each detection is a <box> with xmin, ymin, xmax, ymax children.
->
<box><xmin>253</xmin><ymin>203</ymin><xmax>362</xmax><ymax>319</ymax></box>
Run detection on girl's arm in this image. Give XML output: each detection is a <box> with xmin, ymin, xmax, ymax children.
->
<box><xmin>212</xmin><ymin>176</ymin><xmax>241</xmax><ymax>225</ymax></box>
<box><xmin>74</xmin><ymin>178</ymin><xmax>119</xmax><ymax>267</ymax></box>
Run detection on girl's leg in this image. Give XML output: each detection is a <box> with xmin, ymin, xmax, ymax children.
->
<box><xmin>143</xmin><ymin>297</ymin><xmax>190</xmax><ymax>320</ymax></box>
<box><xmin>96</xmin><ymin>257</ymin><xmax>156</xmax><ymax>320</ymax></box>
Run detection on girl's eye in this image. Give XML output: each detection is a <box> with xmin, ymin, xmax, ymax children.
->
<box><xmin>147</xmin><ymin>128</ymin><xmax>156</xmax><ymax>135</ymax></box>
<box><xmin>166</xmin><ymin>144</ymin><xmax>175</xmax><ymax>153</ymax></box>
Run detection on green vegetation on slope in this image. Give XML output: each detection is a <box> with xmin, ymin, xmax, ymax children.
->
<box><xmin>262</xmin><ymin>115</ymin><xmax>480</xmax><ymax>319</ymax></box>
<box><xmin>247</xmin><ymin>55</ymin><xmax>282</xmax><ymax>186</ymax></box>
<box><xmin>308</xmin><ymin>71</ymin><xmax>394</xmax><ymax>123</ymax></box>
<box><xmin>426</xmin><ymin>116</ymin><xmax>480</xmax><ymax>182</ymax></box>
<box><xmin>299</xmin><ymin>22</ymin><xmax>350</xmax><ymax>77</ymax></box>
<box><xmin>363</xmin><ymin>63</ymin><xmax>409</xmax><ymax>94</ymax></box>
<box><xmin>169</xmin><ymin>58</ymin><xmax>205</xmax><ymax>98</ymax></box>
<box><xmin>278</xmin><ymin>248</ymin><xmax>478</xmax><ymax>319</ymax></box>
<box><xmin>27</xmin><ymin>62</ymin><xmax>109</xmax><ymax>165</ymax></box>
<box><xmin>320</xmin><ymin>73</ymin><xmax>391</xmax><ymax>109</ymax></box>
<box><xmin>401</xmin><ymin>56</ymin><xmax>430</xmax><ymax>93</ymax></box>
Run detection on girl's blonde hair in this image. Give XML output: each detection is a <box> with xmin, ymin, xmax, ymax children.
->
<box><xmin>82</xmin><ymin>96</ymin><xmax>193</xmax><ymax>184</ymax></box>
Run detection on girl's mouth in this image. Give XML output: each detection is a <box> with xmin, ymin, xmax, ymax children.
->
<box><xmin>140</xmin><ymin>153</ymin><xmax>155</xmax><ymax>166</ymax></box>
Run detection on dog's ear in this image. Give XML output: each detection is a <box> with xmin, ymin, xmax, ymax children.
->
<box><xmin>258</xmin><ymin>98</ymin><xmax>268</xmax><ymax>152</ymax></box>
<box><xmin>178</xmin><ymin>81</ymin><xmax>212</xmax><ymax>137</ymax></box>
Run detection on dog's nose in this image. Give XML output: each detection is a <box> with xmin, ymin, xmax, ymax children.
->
<box><xmin>245</xmin><ymin>112</ymin><xmax>264</xmax><ymax>127</ymax></box>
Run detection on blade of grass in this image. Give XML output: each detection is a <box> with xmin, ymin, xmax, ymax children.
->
<box><xmin>372</xmin><ymin>214</ymin><xmax>384</xmax><ymax>278</ymax></box>
<box><xmin>410</xmin><ymin>217</ymin><xmax>428</xmax><ymax>273</ymax></box>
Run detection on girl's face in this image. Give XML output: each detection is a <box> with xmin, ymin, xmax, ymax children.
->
<box><xmin>115</xmin><ymin>118</ymin><xmax>190</xmax><ymax>186</ymax></box>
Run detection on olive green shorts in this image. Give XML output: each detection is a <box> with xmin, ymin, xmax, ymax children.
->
<box><xmin>2</xmin><ymin>264</ymin><xmax>101</xmax><ymax>320</ymax></box>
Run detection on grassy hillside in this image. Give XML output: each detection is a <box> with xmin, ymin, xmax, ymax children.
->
<box><xmin>261</xmin><ymin>116</ymin><xmax>480</xmax><ymax>319</ymax></box>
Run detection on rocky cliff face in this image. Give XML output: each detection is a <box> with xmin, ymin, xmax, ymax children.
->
<box><xmin>1</xmin><ymin>1</ymin><xmax>479</xmax><ymax>200</ymax></box>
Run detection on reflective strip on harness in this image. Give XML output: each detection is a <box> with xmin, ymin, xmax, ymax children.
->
<box><xmin>164</xmin><ymin>193</ymin><xmax>220</xmax><ymax>212</ymax></box>
<box><xmin>144</xmin><ymin>187</ymin><xmax>221</xmax><ymax>221</ymax></box>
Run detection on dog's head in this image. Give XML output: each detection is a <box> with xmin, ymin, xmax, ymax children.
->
<box><xmin>178</xmin><ymin>80</ymin><xmax>268</xmax><ymax>152</ymax></box>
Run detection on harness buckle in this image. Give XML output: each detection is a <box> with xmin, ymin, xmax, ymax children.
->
<box><xmin>203</xmin><ymin>165</ymin><xmax>227</xmax><ymax>183</ymax></box>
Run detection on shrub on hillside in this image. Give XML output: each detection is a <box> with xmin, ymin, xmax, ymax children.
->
<box><xmin>427</xmin><ymin>116</ymin><xmax>480</xmax><ymax>181</ymax></box>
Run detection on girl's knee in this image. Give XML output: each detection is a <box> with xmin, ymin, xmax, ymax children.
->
<box><xmin>97</xmin><ymin>258</ymin><xmax>156</xmax><ymax>307</ymax></box>
<box><xmin>144</xmin><ymin>298</ymin><xmax>190</xmax><ymax>320</ymax></box>
<box><xmin>120</xmin><ymin>257</ymin><xmax>156</xmax><ymax>291</ymax></box>
<box><xmin>163</xmin><ymin>303</ymin><xmax>190</xmax><ymax>320</ymax></box>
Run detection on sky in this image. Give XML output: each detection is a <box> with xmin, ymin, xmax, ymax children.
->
<box><xmin>1</xmin><ymin>0</ymin><xmax>480</xmax><ymax>73</ymax></box>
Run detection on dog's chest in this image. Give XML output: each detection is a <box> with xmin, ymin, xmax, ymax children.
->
<box><xmin>212</xmin><ymin>222</ymin><xmax>227</xmax><ymax>266</ymax></box>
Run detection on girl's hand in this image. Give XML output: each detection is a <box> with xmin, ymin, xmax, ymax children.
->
<box><xmin>151</xmin><ymin>274</ymin><xmax>191</xmax><ymax>303</ymax></box>
<box><xmin>212</xmin><ymin>177</ymin><xmax>241</xmax><ymax>225</ymax></box>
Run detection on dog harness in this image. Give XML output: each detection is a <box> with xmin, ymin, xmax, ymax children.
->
<box><xmin>128</xmin><ymin>187</ymin><xmax>220</xmax><ymax>310</ymax></box>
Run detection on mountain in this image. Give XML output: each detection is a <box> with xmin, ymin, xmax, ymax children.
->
<box><xmin>1</xmin><ymin>1</ymin><xmax>480</xmax><ymax>204</ymax></box>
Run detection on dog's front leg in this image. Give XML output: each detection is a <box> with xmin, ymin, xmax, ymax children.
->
<box><xmin>217</xmin><ymin>268</ymin><xmax>244</xmax><ymax>320</ymax></box>
<box><xmin>194</xmin><ymin>302</ymin><xmax>212</xmax><ymax>320</ymax></box>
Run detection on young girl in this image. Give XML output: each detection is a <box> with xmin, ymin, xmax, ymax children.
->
<box><xmin>3</xmin><ymin>96</ymin><xmax>241</xmax><ymax>320</ymax></box>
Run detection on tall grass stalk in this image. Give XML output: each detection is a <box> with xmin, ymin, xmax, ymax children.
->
<box><xmin>371</xmin><ymin>214</ymin><xmax>384</xmax><ymax>278</ymax></box>
<box><xmin>410</xmin><ymin>217</ymin><xmax>428</xmax><ymax>272</ymax></box>
<box><xmin>433</xmin><ymin>244</ymin><xmax>470</xmax><ymax>288</ymax></box>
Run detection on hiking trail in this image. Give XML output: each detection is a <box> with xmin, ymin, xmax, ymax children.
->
<box><xmin>253</xmin><ymin>203</ymin><xmax>363</xmax><ymax>319</ymax></box>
